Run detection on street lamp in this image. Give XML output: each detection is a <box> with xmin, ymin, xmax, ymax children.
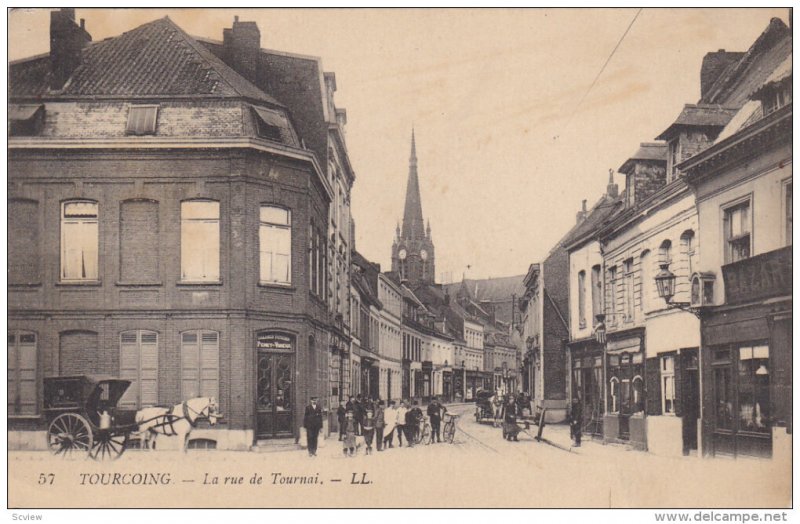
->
<box><xmin>594</xmin><ymin>314</ymin><xmax>606</xmax><ymax>344</ymax></box>
<box><xmin>655</xmin><ymin>263</ymin><xmax>703</xmax><ymax>317</ymax></box>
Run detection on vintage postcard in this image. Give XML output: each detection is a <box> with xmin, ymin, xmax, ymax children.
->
<box><xmin>6</xmin><ymin>7</ymin><xmax>793</xmax><ymax>512</ymax></box>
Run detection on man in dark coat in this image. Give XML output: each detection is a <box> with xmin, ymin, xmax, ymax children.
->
<box><xmin>336</xmin><ymin>399</ymin><xmax>347</xmax><ymax>441</ymax></box>
<box><xmin>303</xmin><ymin>397</ymin><xmax>323</xmax><ymax>457</ymax></box>
<box><xmin>569</xmin><ymin>399</ymin><xmax>583</xmax><ymax>447</ymax></box>
<box><xmin>427</xmin><ymin>397</ymin><xmax>444</xmax><ymax>443</ymax></box>
<box><xmin>374</xmin><ymin>400</ymin><xmax>386</xmax><ymax>451</ymax></box>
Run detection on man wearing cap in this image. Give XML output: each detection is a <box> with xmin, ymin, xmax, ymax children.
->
<box><xmin>303</xmin><ymin>396</ymin><xmax>324</xmax><ymax>457</ymax></box>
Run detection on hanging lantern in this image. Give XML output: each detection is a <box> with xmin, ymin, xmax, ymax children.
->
<box><xmin>655</xmin><ymin>263</ymin><xmax>677</xmax><ymax>305</ymax></box>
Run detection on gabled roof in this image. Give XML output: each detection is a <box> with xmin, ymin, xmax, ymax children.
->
<box><xmin>655</xmin><ymin>104</ymin><xmax>739</xmax><ymax>141</ymax></box>
<box><xmin>618</xmin><ymin>142</ymin><xmax>667</xmax><ymax>173</ymax></box>
<box><xmin>10</xmin><ymin>16</ymin><xmax>282</xmax><ymax>106</ymax></box>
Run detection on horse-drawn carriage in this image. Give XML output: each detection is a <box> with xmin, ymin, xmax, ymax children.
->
<box><xmin>44</xmin><ymin>375</ymin><xmax>219</xmax><ymax>460</ymax></box>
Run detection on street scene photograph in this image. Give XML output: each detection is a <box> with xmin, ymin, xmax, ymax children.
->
<box><xmin>6</xmin><ymin>6</ymin><xmax>793</xmax><ymax>513</ymax></box>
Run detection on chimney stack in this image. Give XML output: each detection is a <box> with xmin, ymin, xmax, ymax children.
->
<box><xmin>222</xmin><ymin>17</ymin><xmax>260</xmax><ymax>84</ymax></box>
<box><xmin>606</xmin><ymin>169</ymin><xmax>619</xmax><ymax>199</ymax></box>
<box><xmin>700</xmin><ymin>49</ymin><xmax>742</xmax><ymax>100</ymax></box>
<box><xmin>50</xmin><ymin>8</ymin><xmax>92</xmax><ymax>91</ymax></box>
<box><xmin>575</xmin><ymin>199</ymin><xmax>588</xmax><ymax>224</ymax></box>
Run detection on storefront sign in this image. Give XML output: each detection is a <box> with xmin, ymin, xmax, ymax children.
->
<box><xmin>257</xmin><ymin>333</ymin><xmax>294</xmax><ymax>350</ymax></box>
<box><xmin>722</xmin><ymin>246</ymin><xmax>792</xmax><ymax>305</ymax></box>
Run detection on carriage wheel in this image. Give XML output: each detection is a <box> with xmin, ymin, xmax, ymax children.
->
<box><xmin>444</xmin><ymin>421</ymin><xmax>456</xmax><ymax>443</ymax></box>
<box><xmin>48</xmin><ymin>413</ymin><xmax>93</xmax><ymax>459</ymax></box>
<box><xmin>90</xmin><ymin>431</ymin><xmax>128</xmax><ymax>461</ymax></box>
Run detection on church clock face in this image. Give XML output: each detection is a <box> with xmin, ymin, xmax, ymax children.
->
<box><xmin>398</xmin><ymin>248</ymin><xmax>407</xmax><ymax>260</ymax></box>
<box><xmin>420</xmin><ymin>249</ymin><xmax>428</xmax><ymax>261</ymax></box>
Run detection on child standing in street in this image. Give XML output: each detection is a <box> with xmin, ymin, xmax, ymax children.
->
<box><xmin>362</xmin><ymin>408</ymin><xmax>376</xmax><ymax>455</ymax></box>
<box><xmin>343</xmin><ymin>410</ymin><xmax>357</xmax><ymax>456</ymax></box>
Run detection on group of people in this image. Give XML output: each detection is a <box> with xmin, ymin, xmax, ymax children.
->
<box><xmin>301</xmin><ymin>394</ymin><xmax>449</xmax><ymax>457</ymax></box>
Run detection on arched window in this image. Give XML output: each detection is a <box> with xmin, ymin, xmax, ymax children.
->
<box><xmin>119</xmin><ymin>330</ymin><xmax>158</xmax><ymax>408</ymax></box>
<box><xmin>61</xmin><ymin>200</ymin><xmax>99</xmax><ymax>281</ymax></box>
<box><xmin>181</xmin><ymin>200</ymin><xmax>219</xmax><ymax>282</ymax></box>
<box><xmin>659</xmin><ymin>239</ymin><xmax>672</xmax><ymax>267</ymax></box>
<box><xmin>631</xmin><ymin>375</ymin><xmax>644</xmax><ymax>414</ymax></box>
<box><xmin>609</xmin><ymin>377</ymin><xmax>620</xmax><ymax>413</ymax></box>
<box><xmin>8</xmin><ymin>331</ymin><xmax>37</xmax><ymax>415</ymax></box>
<box><xmin>577</xmin><ymin>270</ymin><xmax>587</xmax><ymax>328</ymax></box>
<box><xmin>591</xmin><ymin>265</ymin><xmax>602</xmax><ymax>325</ymax></box>
<box><xmin>681</xmin><ymin>230</ymin><xmax>696</xmax><ymax>278</ymax></box>
<box><xmin>260</xmin><ymin>205</ymin><xmax>292</xmax><ymax>285</ymax></box>
<box><xmin>639</xmin><ymin>250</ymin><xmax>651</xmax><ymax>313</ymax></box>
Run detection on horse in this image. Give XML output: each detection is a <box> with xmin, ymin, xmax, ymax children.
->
<box><xmin>490</xmin><ymin>394</ymin><xmax>504</xmax><ymax>428</ymax></box>
<box><xmin>135</xmin><ymin>397</ymin><xmax>220</xmax><ymax>453</ymax></box>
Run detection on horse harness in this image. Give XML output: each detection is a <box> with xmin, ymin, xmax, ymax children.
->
<box><xmin>149</xmin><ymin>401</ymin><xmax>212</xmax><ymax>436</ymax></box>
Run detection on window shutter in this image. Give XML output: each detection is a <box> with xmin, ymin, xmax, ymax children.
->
<box><xmin>200</xmin><ymin>332</ymin><xmax>219</xmax><ymax>399</ymax></box>
<box><xmin>120</xmin><ymin>200</ymin><xmax>159</xmax><ymax>282</ymax></box>
<box><xmin>9</xmin><ymin>200</ymin><xmax>40</xmax><ymax>285</ymax></box>
<box><xmin>119</xmin><ymin>332</ymin><xmax>140</xmax><ymax>409</ymax></box>
<box><xmin>645</xmin><ymin>357</ymin><xmax>661</xmax><ymax>416</ymax></box>
<box><xmin>140</xmin><ymin>332</ymin><xmax>159</xmax><ymax>406</ymax></box>
<box><xmin>181</xmin><ymin>332</ymin><xmax>200</xmax><ymax>399</ymax></box>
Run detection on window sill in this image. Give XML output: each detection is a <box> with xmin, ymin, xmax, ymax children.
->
<box><xmin>177</xmin><ymin>280</ymin><xmax>223</xmax><ymax>287</ymax></box>
<box><xmin>9</xmin><ymin>282</ymin><xmax>42</xmax><ymax>288</ymax></box>
<box><xmin>56</xmin><ymin>280</ymin><xmax>102</xmax><ymax>287</ymax></box>
<box><xmin>116</xmin><ymin>281</ymin><xmax>163</xmax><ymax>287</ymax></box>
<box><xmin>8</xmin><ymin>415</ymin><xmax>41</xmax><ymax>420</ymax></box>
<box><xmin>258</xmin><ymin>282</ymin><xmax>295</xmax><ymax>292</ymax></box>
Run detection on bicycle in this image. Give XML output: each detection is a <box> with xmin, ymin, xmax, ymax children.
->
<box><xmin>415</xmin><ymin>415</ymin><xmax>433</xmax><ymax>445</ymax></box>
<box><xmin>442</xmin><ymin>413</ymin><xmax>460</xmax><ymax>444</ymax></box>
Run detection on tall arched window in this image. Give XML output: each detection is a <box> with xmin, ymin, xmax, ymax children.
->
<box><xmin>181</xmin><ymin>200</ymin><xmax>220</xmax><ymax>282</ymax></box>
<box><xmin>609</xmin><ymin>377</ymin><xmax>620</xmax><ymax>413</ymax></box>
<box><xmin>577</xmin><ymin>270</ymin><xmax>587</xmax><ymax>328</ymax></box>
<box><xmin>61</xmin><ymin>200</ymin><xmax>99</xmax><ymax>281</ymax></box>
<box><xmin>639</xmin><ymin>250</ymin><xmax>651</xmax><ymax>313</ymax></box>
<box><xmin>681</xmin><ymin>230</ymin><xmax>696</xmax><ymax>278</ymax></box>
<box><xmin>591</xmin><ymin>265</ymin><xmax>602</xmax><ymax>325</ymax></box>
<box><xmin>260</xmin><ymin>206</ymin><xmax>292</xmax><ymax>285</ymax></box>
<box><xmin>659</xmin><ymin>239</ymin><xmax>672</xmax><ymax>267</ymax></box>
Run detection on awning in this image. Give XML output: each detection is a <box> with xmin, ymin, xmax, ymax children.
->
<box><xmin>703</xmin><ymin>317</ymin><xmax>769</xmax><ymax>346</ymax></box>
<box><xmin>606</xmin><ymin>336</ymin><xmax>642</xmax><ymax>355</ymax></box>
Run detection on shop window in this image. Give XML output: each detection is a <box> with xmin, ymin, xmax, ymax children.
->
<box><xmin>180</xmin><ymin>331</ymin><xmax>219</xmax><ymax>400</ymax></box>
<box><xmin>631</xmin><ymin>375</ymin><xmax>644</xmax><ymax>414</ymax></box>
<box><xmin>8</xmin><ymin>331</ymin><xmax>37</xmax><ymax>415</ymax></box>
<box><xmin>61</xmin><ymin>200</ymin><xmax>99</xmax><ymax>281</ymax></box>
<box><xmin>661</xmin><ymin>355</ymin><xmax>676</xmax><ymax>415</ymax></box>
<box><xmin>260</xmin><ymin>206</ymin><xmax>292</xmax><ymax>285</ymax></box>
<box><xmin>180</xmin><ymin>201</ymin><xmax>220</xmax><ymax>282</ymax></box>
<box><xmin>119</xmin><ymin>330</ymin><xmax>159</xmax><ymax>409</ymax></box>
<box><xmin>723</xmin><ymin>200</ymin><xmax>751</xmax><ymax>263</ymax></box>
<box><xmin>737</xmin><ymin>345</ymin><xmax>770</xmax><ymax>434</ymax></box>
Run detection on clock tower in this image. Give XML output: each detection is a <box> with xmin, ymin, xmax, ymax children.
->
<box><xmin>391</xmin><ymin>129</ymin><xmax>436</xmax><ymax>285</ymax></box>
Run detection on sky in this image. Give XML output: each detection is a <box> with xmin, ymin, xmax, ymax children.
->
<box><xmin>8</xmin><ymin>8</ymin><xmax>790</xmax><ymax>282</ymax></box>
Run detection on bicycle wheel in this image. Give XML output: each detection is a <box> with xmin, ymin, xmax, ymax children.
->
<box><xmin>421</xmin><ymin>423</ymin><xmax>432</xmax><ymax>445</ymax></box>
<box><xmin>444</xmin><ymin>421</ymin><xmax>456</xmax><ymax>443</ymax></box>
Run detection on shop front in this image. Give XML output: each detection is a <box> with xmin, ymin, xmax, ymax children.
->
<box><xmin>465</xmin><ymin>370</ymin><xmax>482</xmax><ymax>401</ymax></box>
<box><xmin>701</xmin><ymin>247</ymin><xmax>792</xmax><ymax>459</ymax></box>
<box><xmin>255</xmin><ymin>332</ymin><xmax>295</xmax><ymax>439</ymax></box>
<box><xmin>422</xmin><ymin>361</ymin><xmax>433</xmax><ymax>401</ymax></box>
<box><xmin>568</xmin><ymin>338</ymin><xmax>604</xmax><ymax>438</ymax></box>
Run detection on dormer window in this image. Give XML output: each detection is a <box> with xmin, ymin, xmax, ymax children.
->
<box><xmin>9</xmin><ymin>104</ymin><xmax>45</xmax><ymax>136</ymax></box>
<box><xmin>668</xmin><ymin>138</ymin><xmax>681</xmax><ymax>182</ymax></box>
<box><xmin>126</xmin><ymin>105</ymin><xmax>158</xmax><ymax>136</ymax></box>
<box><xmin>252</xmin><ymin>106</ymin><xmax>297</xmax><ymax>145</ymax></box>
<box><xmin>763</xmin><ymin>84</ymin><xmax>792</xmax><ymax>115</ymax></box>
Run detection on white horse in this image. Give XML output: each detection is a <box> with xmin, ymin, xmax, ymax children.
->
<box><xmin>490</xmin><ymin>394</ymin><xmax>504</xmax><ymax>428</ymax></box>
<box><xmin>135</xmin><ymin>397</ymin><xmax>219</xmax><ymax>452</ymax></box>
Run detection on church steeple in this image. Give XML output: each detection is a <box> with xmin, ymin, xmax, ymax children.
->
<box><xmin>402</xmin><ymin>128</ymin><xmax>425</xmax><ymax>241</ymax></box>
<box><xmin>391</xmin><ymin>127</ymin><xmax>436</xmax><ymax>285</ymax></box>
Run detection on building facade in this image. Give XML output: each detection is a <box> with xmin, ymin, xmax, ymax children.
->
<box><xmin>8</xmin><ymin>12</ymin><xmax>356</xmax><ymax>449</ymax></box>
